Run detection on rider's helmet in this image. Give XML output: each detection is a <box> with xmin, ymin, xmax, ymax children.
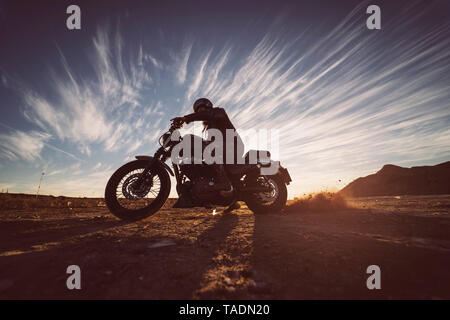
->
<box><xmin>193</xmin><ymin>98</ymin><xmax>213</xmax><ymax>112</ymax></box>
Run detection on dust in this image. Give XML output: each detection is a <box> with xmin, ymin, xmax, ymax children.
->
<box><xmin>285</xmin><ymin>192</ymin><xmax>348</xmax><ymax>213</ymax></box>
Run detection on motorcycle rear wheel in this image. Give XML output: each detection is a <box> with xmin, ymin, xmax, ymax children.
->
<box><xmin>244</xmin><ymin>174</ymin><xmax>287</xmax><ymax>214</ymax></box>
<box><xmin>105</xmin><ymin>160</ymin><xmax>171</xmax><ymax>221</ymax></box>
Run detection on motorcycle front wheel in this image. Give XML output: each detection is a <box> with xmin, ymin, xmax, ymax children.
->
<box><xmin>244</xmin><ymin>174</ymin><xmax>287</xmax><ymax>214</ymax></box>
<box><xmin>105</xmin><ymin>160</ymin><xmax>171</xmax><ymax>221</ymax></box>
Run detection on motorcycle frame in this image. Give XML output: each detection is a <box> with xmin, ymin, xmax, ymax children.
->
<box><xmin>134</xmin><ymin>122</ymin><xmax>291</xmax><ymax>202</ymax></box>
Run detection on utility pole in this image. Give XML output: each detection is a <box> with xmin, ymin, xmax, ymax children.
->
<box><xmin>36</xmin><ymin>172</ymin><xmax>45</xmax><ymax>199</ymax></box>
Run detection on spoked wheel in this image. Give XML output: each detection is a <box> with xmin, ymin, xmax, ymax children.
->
<box><xmin>244</xmin><ymin>174</ymin><xmax>287</xmax><ymax>214</ymax></box>
<box><xmin>118</xmin><ymin>171</ymin><xmax>161</xmax><ymax>209</ymax></box>
<box><xmin>105</xmin><ymin>160</ymin><xmax>171</xmax><ymax>220</ymax></box>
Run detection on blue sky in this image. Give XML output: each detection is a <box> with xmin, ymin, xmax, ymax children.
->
<box><xmin>0</xmin><ymin>0</ymin><xmax>449</xmax><ymax>198</ymax></box>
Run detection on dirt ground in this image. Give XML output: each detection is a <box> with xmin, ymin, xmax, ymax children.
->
<box><xmin>1</xmin><ymin>195</ymin><xmax>450</xmax><ymax>299</ymax></box>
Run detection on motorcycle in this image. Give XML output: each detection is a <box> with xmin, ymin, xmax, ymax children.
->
<box><xmin>105</xmin><ymin>118</ymin><xmax>292</xmax><ymax>220</ymax></box>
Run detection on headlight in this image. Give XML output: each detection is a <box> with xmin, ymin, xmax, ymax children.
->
<box><xmin>159</xmin><ymin>132</ymin><xmax>171</xmax><ymax>147</ymax></box>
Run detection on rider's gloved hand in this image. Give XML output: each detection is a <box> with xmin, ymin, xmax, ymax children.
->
<box><xmin>170</xmin><ymin>116</ymin><xmax>185</xmax><ymax>124</ymax></box>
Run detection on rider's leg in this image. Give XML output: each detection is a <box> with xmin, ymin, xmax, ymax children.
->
<box><xmin>210</xmin><ymin>164</ymin><xmax>232</xmax><ymax>192</ymax></box>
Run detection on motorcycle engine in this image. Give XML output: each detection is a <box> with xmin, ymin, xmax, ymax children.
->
<box><xmin>191</xmin><ymin>177</ymin><xmax>217</xmax><ymax>203</ymax></box>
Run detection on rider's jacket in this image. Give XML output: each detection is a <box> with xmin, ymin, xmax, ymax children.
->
<box><xmin>183</xmin><ymin>107</ymin><xmax>243</xmax><ymax>164</ymax></box>
<box><xmin>184</xmin><ymin>107</ymin><xmax>235</xmax><ymax>134</ymax></box>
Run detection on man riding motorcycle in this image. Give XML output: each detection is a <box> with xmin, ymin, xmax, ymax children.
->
<box><xmin>172</xmin><ymin>98</ymin><xmax>244</xmax><ymax>211</ymax></box>
<box><xmin>105</xmin><ymin>98</ymin><xmax>291</xmax><ymax>219</ymax></box>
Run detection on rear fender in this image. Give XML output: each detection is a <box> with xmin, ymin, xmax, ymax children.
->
<box><xmin>277</xmin><ymin>166</ymin><xmax>292</xmax><ymax>185</ymax></box>
<box><xmin>260</xmin><ymin>161</ymin><xmax>291</xmax><ymax>185</ymax></box>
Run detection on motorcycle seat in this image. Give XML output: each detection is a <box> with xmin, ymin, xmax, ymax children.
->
<box><xmin>244</xmin><ymin>150</ymin><xmax>271</xmax><ymax>164</ymax></box>
<box><xmin>226</xmin><ymin>164</ymin><xmax>258</xmax><ymax>176</ymax></box>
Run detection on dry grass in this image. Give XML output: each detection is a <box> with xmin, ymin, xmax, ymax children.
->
<box><xmin>285</xmin><ymin>192</ymin><xmax>348</xmax><ymax>213</ymax></box>
<box><xmin>0</xmin><ymin>193</ymin><xmax>104</xmax><ymax>210</ymax></box>
<box><xmin>0</xmin><ymin>193</ymin><xmax>179</xmax><ymax>211</ymax></box>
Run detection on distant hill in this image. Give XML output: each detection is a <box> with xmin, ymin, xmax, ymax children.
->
<box><xmin>340</xmin><ymin>161</ymin><xmax>450</xmax><ymax>197</ymax></box>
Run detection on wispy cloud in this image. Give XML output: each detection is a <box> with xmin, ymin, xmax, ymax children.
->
<box><xmin>175</xmin><ymin>42</ymin><xmax>193</xmax><ymax>85</ymax></box>
<box><xmin>93</xmin><ymin>162</ymin><xmax>102</xmax><ymax>170</ymax></box>
<box><xmin>21</xmin><ymin>26</ymin><xmax>156</xmax><ymax>157</ymax></box>
<box><xmin>0</xmin><ymin>129</ymin><xmax>50</xmax><ymax>162</ymax></box>
<box><xmin>139</xmin><ymin>46</ymin><xmax>163</xmax><ymax>69</ymax></box>
<box><xmin>187</xmin><ymin>48</ymin><xmax>213</xmax><ymax>100</ymax></box>
<box><xmin>47</xmin><ymin>169</ymin><xmax>65</xmax><ymax>176</ymax></box>
<box><xmin>126</xmin><ymin>139</ymin><xmax>143</xmax><ymax>153</ymax></box>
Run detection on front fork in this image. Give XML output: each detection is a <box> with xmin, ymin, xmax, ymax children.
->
<box><xmin>135</xmin><ymin>149</ymin><xmax>166</xmax><ymax>186</ymax></box>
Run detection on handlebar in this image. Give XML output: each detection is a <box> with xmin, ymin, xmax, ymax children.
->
<box><xmin>169</xmin><ymin>118</ymin><xmax>184</xmax><ymax>132</ymax></box>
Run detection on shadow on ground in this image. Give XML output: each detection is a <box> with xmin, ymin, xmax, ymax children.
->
<box><xmin>1</xmin><ymin>198</ymin><xmax>450</xmax><ymax>299</ymax></box>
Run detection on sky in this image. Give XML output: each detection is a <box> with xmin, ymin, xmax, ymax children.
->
<box><xmin>0</xmin><ymin>0</ymin><xmax>449</xmax><ymax>198</ymax></box>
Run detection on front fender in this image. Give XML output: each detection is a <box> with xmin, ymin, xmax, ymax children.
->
<box><xmin>135</xmin><ymin>155</ymin><xmax>174</xmax><ymax>176</ymax></box>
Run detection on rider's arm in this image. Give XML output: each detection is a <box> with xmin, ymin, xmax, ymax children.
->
<box><xmin>184</xmin><ymin>108</ymin><xmax>224</xmax><ymax>124</ymax></box>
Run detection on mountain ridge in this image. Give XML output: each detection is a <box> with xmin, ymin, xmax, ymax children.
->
<box><xmin>340</xmin><ymin>161</ymin><xmax>450</xmax><ymax>197</ymax></box>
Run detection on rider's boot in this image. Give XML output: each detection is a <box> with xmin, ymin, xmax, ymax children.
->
<box><xmin>223</xmin><ymin>201</ymin><xmax>241</xmax><ymax>213</ymax></box>
<box><xmin>209</xmin><ymin>164</ymin><xmax>233</xmax><ymax>196</ymax></box>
